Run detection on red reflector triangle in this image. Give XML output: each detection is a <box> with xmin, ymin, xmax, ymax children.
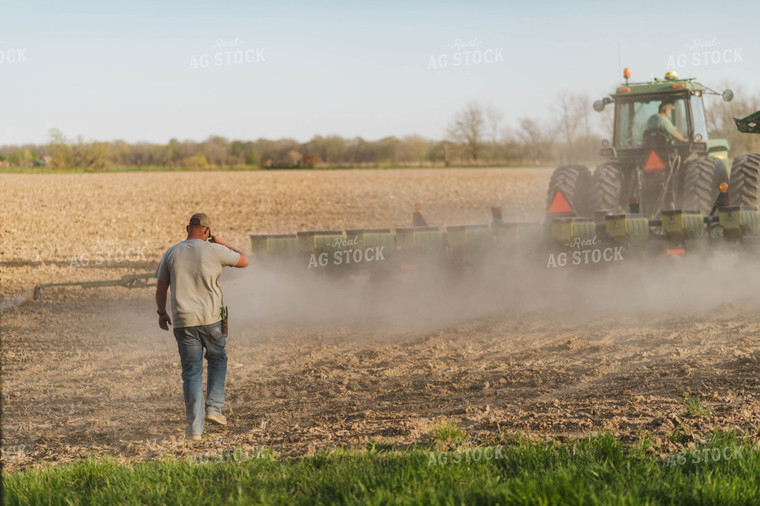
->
<box><xmin>644</xmin><ymin>150</ymin><xmax>666</xmax><ymax>171</ymax></box>
<box><xmin>548</xmin><ymin>190</ymin><xmax>573</xmax><ymax>214</ymax></box>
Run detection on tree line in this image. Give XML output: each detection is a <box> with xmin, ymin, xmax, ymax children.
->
<box><xmin>2</xmin><ymin>88</ymin><xmax>758</xmax><ymax>170</ymax></box>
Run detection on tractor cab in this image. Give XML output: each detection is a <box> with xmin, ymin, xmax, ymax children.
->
<box><xmin>594</xmin><ymin>70</ymin><xmax>731</xmax><ymax>164</ymax></box>
<box><xmin>546</xmin><ymin>70</ymin><xmax>735</xmax><ymax>222</ymax></box>
<box><xmin>594</xmin><ymin>69</ymin><xmax>732</xmax><ymax>160</ymax></box>
<box><xmin>616</xmin><ymin>94</ymin><xmax>700</xmax><ymax>148</ymax></box>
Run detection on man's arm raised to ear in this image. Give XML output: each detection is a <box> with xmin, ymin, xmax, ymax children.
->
<box><xmin>211</xmin><ymin>236</ymin><xmax>249</xmax><ymax>268</ymax></box>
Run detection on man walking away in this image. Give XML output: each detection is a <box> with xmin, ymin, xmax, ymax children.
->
<box><xmin>155</xmin><ymin>212</ymin><xmax>249</xmax><ymax>441</ymax></box>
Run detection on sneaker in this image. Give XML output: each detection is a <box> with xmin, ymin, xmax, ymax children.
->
<box><xmin>188</xmin><ymin>433</ymin><xmax>202</xmax><ymax>441</ymax></box>
<box><xmin>205</xmin><ymin>413</ymin><xmax>228</xmax><ymax>426</ymax></box>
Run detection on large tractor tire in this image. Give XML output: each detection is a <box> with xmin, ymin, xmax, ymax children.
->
<box><xmin>728</xmin><ymin>153</ymin><xmax>760</xmax><ymax>206</ymax></box>
<box><xmin>680</xmin><ymin>156</ymin><xmax>728</xmax><ymax>215</ymax></box>
<box><xmin>546</xmin><ymin>165</ymin><xmax>591</xmax><ymax>216</ymax></box>
<box><xmin>589</xmin><ymin>161</ymin><xmax>625</xmax><ymax>214</ymax></box>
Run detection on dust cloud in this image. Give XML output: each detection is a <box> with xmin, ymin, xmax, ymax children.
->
<box><xmin>219</xmin><ymin>239</ymin><xmax>760</xmax><ymax>337</ymax></box>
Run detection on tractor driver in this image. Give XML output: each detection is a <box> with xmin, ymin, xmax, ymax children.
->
<box><xmin>646</xmin><ymin>103</ymin><xmax>688</xmax><ymax>143</ymax></box>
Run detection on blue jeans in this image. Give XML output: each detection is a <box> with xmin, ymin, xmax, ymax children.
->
<box><xmin>173</xmin><ymin>321</ymin><xmax>227</xmax><ymax>436</ymax></box>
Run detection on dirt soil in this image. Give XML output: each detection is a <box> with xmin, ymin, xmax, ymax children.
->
<box><xmin>2</xmin><ymin>168</ymin><xmax>760</xmax><ymax>471</ymax></box>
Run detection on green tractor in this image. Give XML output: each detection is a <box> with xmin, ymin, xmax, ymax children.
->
<box><xmin>547</xmin><ymin>69</ymin><xmax>758</xmax><ymax>220</ymax></box>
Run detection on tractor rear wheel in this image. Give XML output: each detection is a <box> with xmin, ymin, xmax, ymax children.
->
<box><xmin>680</xmin><ymin>156</ymin><xmax>728</xmax><ymax>215</ymax></box>
<box><xmin>546</xmin><ymin>165</ymin><xmax>591</xmax><ymax>216</ymax></box>
<box><xmin>728</xmin><ymin>153</ymin><xmax>760</xmax><ymax>206</ymax></box>
<box><xmin>589</xmin><ymin>161</ymin><xmax>625</xmax><ymax>214</ymax></box>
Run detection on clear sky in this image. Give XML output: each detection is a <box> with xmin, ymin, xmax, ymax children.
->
<box><xmin>2</xmin><ymin>0</ymin><xmax>759</xmax><ymax>145</ymax></box>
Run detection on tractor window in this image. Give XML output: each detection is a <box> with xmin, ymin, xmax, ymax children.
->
<box><xmin>691</xmin><ymin>96</ymin><xmax>709</xmax><ymax>140</ymax></box>
<box><xmin>673</xmin><ymin>100</ymin><xmax>688</xmax><ymax>136</ymax></box>
<box><xmin>615</xmin><ymin>96</ymin><xmax>688</xmax><ymax>148</ymax></box>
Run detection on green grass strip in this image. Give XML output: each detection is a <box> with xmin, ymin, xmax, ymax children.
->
<box><xmin>4</xmin><ymin>432</ymin><xmax>759</xmax><ymax>505</ymax></box>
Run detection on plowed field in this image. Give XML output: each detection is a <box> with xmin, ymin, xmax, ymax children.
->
<box><xmin>2</xmin><ymin>168</ymin><xmax>759</xmax><ymax>471</ymax></box>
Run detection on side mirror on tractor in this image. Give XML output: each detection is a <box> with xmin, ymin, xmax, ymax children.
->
<box><xmin>593</xmin><ymin>97</ymin><xmax>612</xmax><ymax>112</ymax></box>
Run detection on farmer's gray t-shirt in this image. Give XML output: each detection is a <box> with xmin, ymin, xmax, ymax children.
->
<box><xmin>156</xmin><ymin>240</ymin><xmax>240</xmax><ymax>328</ymax></box>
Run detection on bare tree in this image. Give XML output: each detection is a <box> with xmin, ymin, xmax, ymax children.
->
<box><xmin>447</xmin><ymin>102</ymin><xmax>486</xmax><ymax>161</ymax></box>
<box><xmin>552</xmin><ymin>91</ymin><xmax>595</xmax><ymax>163</ymax></box>
<box><xmin>485</xmin><ymin>105</ymin><xmax>504</xmax><ymax>158</ymax></box>
<box><xmin>286</xmin><ymin>149</ymin><xmax>303</xmax><ymax>167</ymax></box>
<box><xmin>70</xmin><ymin>135</ymin><xmax>112</xmax><ymax>169</ymax></box>
<box><xmin>398</xmin><ymin>134</ymin><xmax>432</xmax><ymax>165</ymax></box>
<box><xmin>47</xmin><ymin>128</ymin><xmax>71</xmax><ymax>168</ymax></box>
<box><xmin>202</xmin><ymin>136</ymin><xmax>229</xmax><ymax>167</ymax></box>
<box><xmin>552</xmin><ymin>91</ymin><xmax>590</xmax><ymax>145</ymax></box>
<box><xmin>517</xmin><ymin>117</ymin><xmax>555</xmax><ymax>164</ymax></box>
